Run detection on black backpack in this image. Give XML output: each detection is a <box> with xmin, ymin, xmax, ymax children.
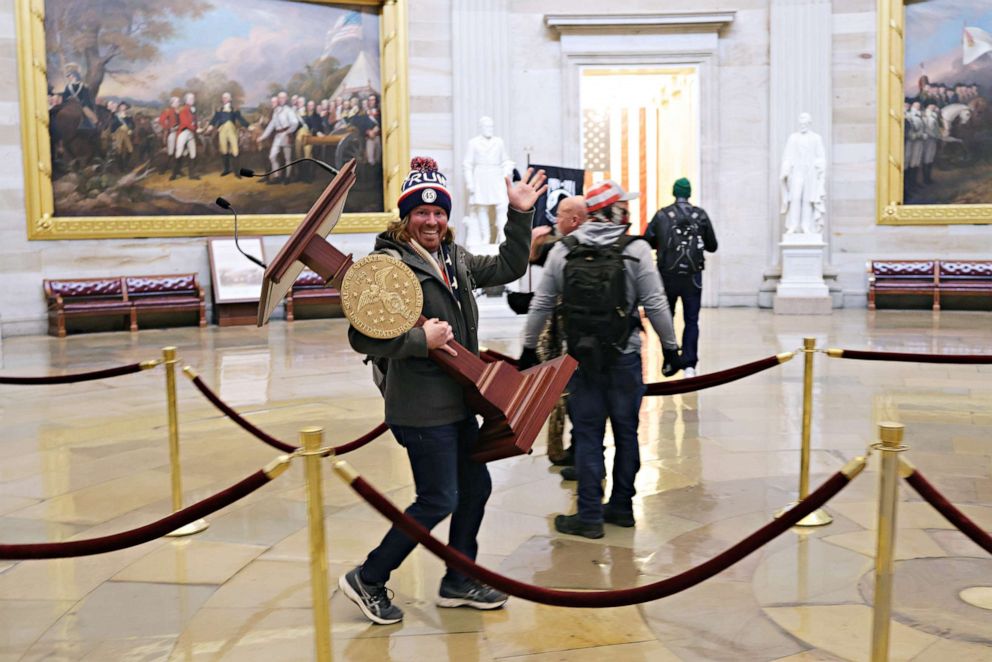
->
<box><xmin>661</xmin><ymin>205</ymin><xmax>707</xmax><ymax>275</ymax></box>
<box><xmin>560</xmin><ymin>234</ymin><xmax>641</xmax><ymax>372</ymax></box>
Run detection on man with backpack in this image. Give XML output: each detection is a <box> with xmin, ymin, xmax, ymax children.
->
<box><xmin>645</xmin><ymin>178</ymin><xmax>718</xmax><ymax>378</ymax></box>
<box><xmin>519</xmin><ymin>180</ymin><xmax>680</xmax><ymax>539</ymax></box>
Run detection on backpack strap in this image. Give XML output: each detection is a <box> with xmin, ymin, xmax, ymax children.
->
<box><xmin>561</xmin><ymin>235</ymin><xmax>579</xmax><ymax>252</ymax></box>
<box><xmin>615</xmin><ymin>234</ymin><xmax>643</xmax><ymax>262</ymax></box>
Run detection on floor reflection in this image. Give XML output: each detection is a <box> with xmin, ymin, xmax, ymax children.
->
<box><xmin>0</xmin><ymin>309</ymin><xmax>990</xmax><ymax>660</ymax></box>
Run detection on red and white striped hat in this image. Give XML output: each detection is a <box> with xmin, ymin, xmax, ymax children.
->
<box><xmin>585</xmin><ymin>179</ymin><xmax>639</xmax><ymax>212</ymax></box>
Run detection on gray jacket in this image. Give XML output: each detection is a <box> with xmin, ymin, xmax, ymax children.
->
<box><xmin>522</xmin><ymin>221</ymin><xmax>679</xmax><ymax>353</ymax></box>
<box><xmin>349</xmin><ymin>206</ymin><xmax>533</xmax><ymax>426</ymax></box>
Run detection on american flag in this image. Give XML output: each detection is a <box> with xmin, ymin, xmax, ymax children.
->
<box><xmin>582</xmin><ymin>75</ymin><xmax>699</xmax><ymax>232</ymax></box>
<box><xmin>325</xmin><ymin>11</ymin><xmax>363</xmax><ymax>54</ymax></box>
<box><xmin>582</xmin><ymin>109</ymin><xmax>610</xmax><ymax>173</ymax></box>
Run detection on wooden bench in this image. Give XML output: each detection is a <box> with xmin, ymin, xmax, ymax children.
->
<box><xmin>937</xmin><ymin>260</ymin><xmax>992</xmax><ymax>310</ymax></box>
<box><xmin>44</xmin><ymin>277</ymin><xmax>132</xmax><ymax>337</ymax></box>
<box><xmin>286</xmin><ymin>269</ymin><xmax>342</xmax><ymax>321</ymax></box>
<box><xmin>867</xmin><ymin>260</ymin><xmax>992</xmax><ymax>310</ymax></box>
<box><xmin>125</xmin><ymin>273</ymin><xmax>206</xmax><ymax>331</ymax></box>
<box><xmin>44</xmin><ymin>273</ymin><xmax>206</xmax><ymax>337</ymax></box>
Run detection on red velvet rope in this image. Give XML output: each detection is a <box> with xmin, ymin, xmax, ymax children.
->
<box><xmin>0</xmin><ymin>470</ymin><xmax>271</xmax><ymax>560</ymax></box>
<box><xmin>188</xmin><ymin>374</ymin><xmax>387</xmax><ymax>456</ymax></box>
<box><xmin>346</xmin><ymin>470</ymin><xmax>850</xmax><ymax>608</ymax></box>
<box><xmin>483</xmin><ymin>350</ymin><xmax>784</xmax><ymax>397</ymax></box>
<box><xmin>645</xmin><ymin>355</ymin><xmax>783</xmax><ymax>396</ymax></box>
<box><xmin>832</xmin><ymin>349</ymin><xmax>992</xmax><ymax>364</ymax></box>
<box><xmin>0</xmin><ymin>362</ymin><xmax>146</xmax><ymax>385</ymax></box>
<box><xmin>904</xmin><ymin>469</ymin><xmax>992</xmax><ymax>555</ymax></box>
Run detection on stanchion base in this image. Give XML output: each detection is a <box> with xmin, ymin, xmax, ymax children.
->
<box><xmin>773</xmin><ymin>503</ymin><xmax>833</xmax><ymax>527</ymax></box>
<box><xmin>166</xmin><ymin>518</ymin><xmax>210</xmax><ymax>537</ymax></box>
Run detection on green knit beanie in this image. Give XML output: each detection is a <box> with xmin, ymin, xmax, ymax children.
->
<box><xmin>673</xmin><ymin>177</ymin><xmax>691</xmax><ymax>199</ymax></box>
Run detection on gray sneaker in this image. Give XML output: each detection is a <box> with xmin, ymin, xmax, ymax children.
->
<box><xmin>338</xmin><ymin>567</ymin><xmax>403</xmax><ymax>625</ymax></box>
<box><xmin>437</xmin><ymin>577</ymin><xmax>508</xmax><ymax>610</ymax></box>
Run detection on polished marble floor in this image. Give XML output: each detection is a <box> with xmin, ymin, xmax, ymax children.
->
<box><xmin>0</xmin><ymin>308</ymin><xmax>990</xmax><ymax>661</ymax></box>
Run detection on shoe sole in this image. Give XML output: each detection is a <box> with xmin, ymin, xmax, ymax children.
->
<box><xmin>436</xmin><ymin>596</ymin><xmax>508</xmax><ymax>610</ymax></box>
<box><xmin>605</xmin><ymin>518</ymin><xmax>635</xmax><ymax>528</ymax></box>
<box><xmin>337</xmin><ymin>574</ymin><xmax>403</xmax><ymax>625</ymax></box>
<box><xmin>555</xmin><ymin>526</ymin><xmax>604</xmax><ymax>539</ymax></box>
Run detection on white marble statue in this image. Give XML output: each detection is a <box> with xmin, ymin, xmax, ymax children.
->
<box><xmin>463</xmin><ymin>116</ymin><xmax>514</xmax><ymax>244</ymax></box>
<box><xmin>780</xmin><ymin>112</ymin><xmax>827</xmax><ymax>235</ymax></box>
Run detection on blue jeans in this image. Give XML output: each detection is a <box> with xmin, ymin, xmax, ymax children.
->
<box><xmin>664</xmin><ymin>272</ymin><xmax>703</xmax><ymax>368</ymax></box>
<box><xmin>361</xmin><ymin>417</ymin><xmax>491</xmax><ymax>585</ymax></box>
<box><xmin>566</xmin><ymin>352</ymin><xmax>646</xmax><ymax>523</ymax></box>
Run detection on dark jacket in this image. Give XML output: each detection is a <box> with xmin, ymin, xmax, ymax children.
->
<box><xmin>644</xmin><ymin>201</ymin><xmax>718</xmax><ymax>274</ymax></box>
<box><xmin>348</xmin><ymin>206</ymin><xmax>533</xmax><ymax>426</ymax></box>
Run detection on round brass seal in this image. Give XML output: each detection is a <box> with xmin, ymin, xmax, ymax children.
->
<box><xmin>341</xmin><ymin>254</ymin><xmax>423</xmax><ymax>339</ymax></box>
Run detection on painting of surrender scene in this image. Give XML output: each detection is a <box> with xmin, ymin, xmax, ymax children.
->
<box><xmin>904</xmin><ymin>0</ymin><xmax>992</xmax><ymax>205</ymax></box>
<box><xmin>45</xmin><ymin>0</ymin><xmax>383</xmax><ymax>217</ymax></box>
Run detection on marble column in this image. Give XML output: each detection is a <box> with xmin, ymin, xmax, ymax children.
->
<box><xmin>761</xmin><ymin>0</ymin><xmax>841</xmax><ymax>307</ymax></box>
<box><xmin>451</xmin><ymin>0</ymin><xmax>511</xmax><ymax>243</ymax></box>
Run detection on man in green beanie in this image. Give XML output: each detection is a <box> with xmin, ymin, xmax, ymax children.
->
<box><xmin>644</xmin><ymin>178</ymin><xmax>718</xmax><ymax>378</ymax></box>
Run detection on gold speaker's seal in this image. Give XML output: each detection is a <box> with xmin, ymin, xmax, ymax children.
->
<box><xmin>341</xmin><ymin>254</ymin><xmax>423</xmax><ymax>339</ymax></box>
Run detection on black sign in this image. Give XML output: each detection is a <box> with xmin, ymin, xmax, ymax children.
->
<box><xmin>530</xmin><ymin>164</ymin><xmax>585</xmax><ymax>228</ymax></box>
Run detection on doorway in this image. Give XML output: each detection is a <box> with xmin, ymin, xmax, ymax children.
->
<box><xmin>579</xmin><ymin>67</ymin><xmax>700</xmax><ymax>233</ymax></box>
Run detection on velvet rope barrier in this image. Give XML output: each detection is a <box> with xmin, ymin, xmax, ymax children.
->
<box><xmin>183</xmin><ymin>367</ymin><xmax>388</xmax><ymax>456</ymax></box>
<box><xmin>0</xmin><ymin>456</ymin><xmax>290</xmax><ymax>560</ymax></box>
<box><xmin>902</xmin><ymin>461</ymin><xmax>992</xmax><ymax>556</ymax></box>
<box><xmin>645</xmin><ymin>353</ymin><xmax>794</xmax><ymax>396</ymax></box>
<box><xmin>826</xmin><ymin>348</ymin><xmax>992</xmax><ymax>364</ymax></box>
<box><xmin>483</xmin><ymin>348</ymin><xmax>794</xmax><ymax>397</ymax></box>
<box><xmin>0</xmin><ymin>359</ymin><xmax>161</xmax><ymax>385</ymax></box>
<box><xmin>333</xmin><ymin>456</ymin><xmax>864</xmax><ymax>608</ymax></box>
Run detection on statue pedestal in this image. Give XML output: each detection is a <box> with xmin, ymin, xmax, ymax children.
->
<box><xmin>774</xmin><ymin>233</ymin><xmax>832</xmax><ymax>315</ymax></box>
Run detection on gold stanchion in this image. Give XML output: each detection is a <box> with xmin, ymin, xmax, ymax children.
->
<box><xmin>163</xmin><ymin>346</ymin><xmax>208</xmax><ymax>537</ymax></box>
<box><xmin>302</xmin><ymin>427</ymin><xmax>332</xmax><ymax>662</ymax></box>
<box><xmin>871</xmin><ymin>422</ymin><xmax>905</xmax><ymax>662</ymax></box>
<box><xmin>775</xmin><ymin>337</ymin><xmax>832</xmax><ymax>526</ymax></box>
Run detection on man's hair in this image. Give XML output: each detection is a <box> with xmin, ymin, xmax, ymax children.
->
<box><xmin>385</xmin><ymin>214</ymin><xmax>455</xmax><ymax>245</ymax></box>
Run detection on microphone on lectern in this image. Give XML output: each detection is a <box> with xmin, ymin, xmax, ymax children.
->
<box><xmin>215</xmin><ymin>197</ymin><xmax>267</xmax><ymax>270</ymax></box>
<box><xmin>239</xmin><ymin>157</ymin><xmax>339</xmax><ymax>179</ymax></box>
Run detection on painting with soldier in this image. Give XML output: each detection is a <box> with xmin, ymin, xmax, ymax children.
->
<box><xmin>43</xmin><ymin>0</ymin><xmax>386</xmax><ymax>217</ymax></box>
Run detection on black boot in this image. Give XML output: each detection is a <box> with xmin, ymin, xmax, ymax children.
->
<box><xmin>170</xmin><ymin>158</ymin><xmax>181</xmax><ymax>180</ymax></box>
<box><xmin>221</xmin><ymin>154</ymin><xmax>232</xmax><ymax>176</ymax></box>
<box><xmin>923</xmin><ymin>164</ymin><xmax>933</xmax><ymax>185</ymax></box>
<box><xmin>188</xmin><ymin>159</ymin><xmax>200</xmax><ymax>180</ymax></box>
<box><xmin>233</xmin><ymin>156</ymin><xmax>242</xmax><ymax>179</ymax></box>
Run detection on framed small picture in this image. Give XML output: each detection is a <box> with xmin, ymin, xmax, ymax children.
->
<box><xmin>207</xmin><ymin>237</ymin><xmax>266</xmax><ymax>304</ymax></box>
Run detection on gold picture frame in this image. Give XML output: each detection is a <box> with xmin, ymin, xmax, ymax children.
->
<box><xmin>15</xmin><ymin>0</ymin><xmax>409</xmax><ymax>240</ymax></box>
<box><xmin>877</xmin><ymin>0</ymin><xmax>992</xmax><ymax>225</ymax></box>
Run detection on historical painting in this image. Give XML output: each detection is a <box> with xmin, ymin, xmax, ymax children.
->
<box><xmin>17</xmin><ymin>0</ymin><xmax>409</xmax><ymax>238</ymax></box>
<box><xmin>878</xmin><ymin>0</ymin><xmax>992</xmax><ymax>223</ymax></box>
<box><xmin>207</xmin><ymin>237</ymin><xmax>265</xmax><ymax>303</ymax></box>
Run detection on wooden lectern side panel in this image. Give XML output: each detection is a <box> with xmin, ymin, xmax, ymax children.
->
<box><xmin>471</xmin><ymin>355</ymin><xmax>578</xmax><ymax>463</ymax></box>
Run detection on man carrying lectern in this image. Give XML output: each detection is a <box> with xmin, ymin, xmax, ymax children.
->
<box><xmin>340</xmin><ymin>156</ymin><xmax>547</xmax><ymax>625</ymax></box>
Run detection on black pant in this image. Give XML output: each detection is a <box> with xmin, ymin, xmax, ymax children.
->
<box><xmin>361</xmin><ymin>417</ymin><xmax>490</xmax><ymax>585</ymax></box>
<box><xmin>663</xmin><ymin>272</ymin><xmax>703</xmax><ymax>368</ymax></box>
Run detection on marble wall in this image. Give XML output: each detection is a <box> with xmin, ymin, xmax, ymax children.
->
<box><xmin>1</xmin><ymin>0</ymin><xmax>991</xmax><ymax>335</ymax></box>
<box><xmin>828</xmin><ymin>0</ymin><xmax>992</xmax><ymax>306</ymax></box>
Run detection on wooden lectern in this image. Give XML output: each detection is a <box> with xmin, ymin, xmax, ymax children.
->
<box><xmin>257</xmin><ymin>160</ymin><xmax>577</xmax><ymax>462</ymax></box>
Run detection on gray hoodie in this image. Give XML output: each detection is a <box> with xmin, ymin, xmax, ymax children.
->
<box><xmin>522</xmin><ymin>221</ymin><xmax>679</xmax><ymax>353</ymax></box>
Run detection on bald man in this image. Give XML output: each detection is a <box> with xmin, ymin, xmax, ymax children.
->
<box><xmin>530</xmin><ymin>195</ymin><xmax>588</xmax><ymax>265</ymax></box>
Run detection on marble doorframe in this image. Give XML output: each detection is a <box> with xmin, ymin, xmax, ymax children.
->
<box><xmin>546</xmin><ymin>13</ymin><xmax>735</xmax><ymax>307</ymax></box>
